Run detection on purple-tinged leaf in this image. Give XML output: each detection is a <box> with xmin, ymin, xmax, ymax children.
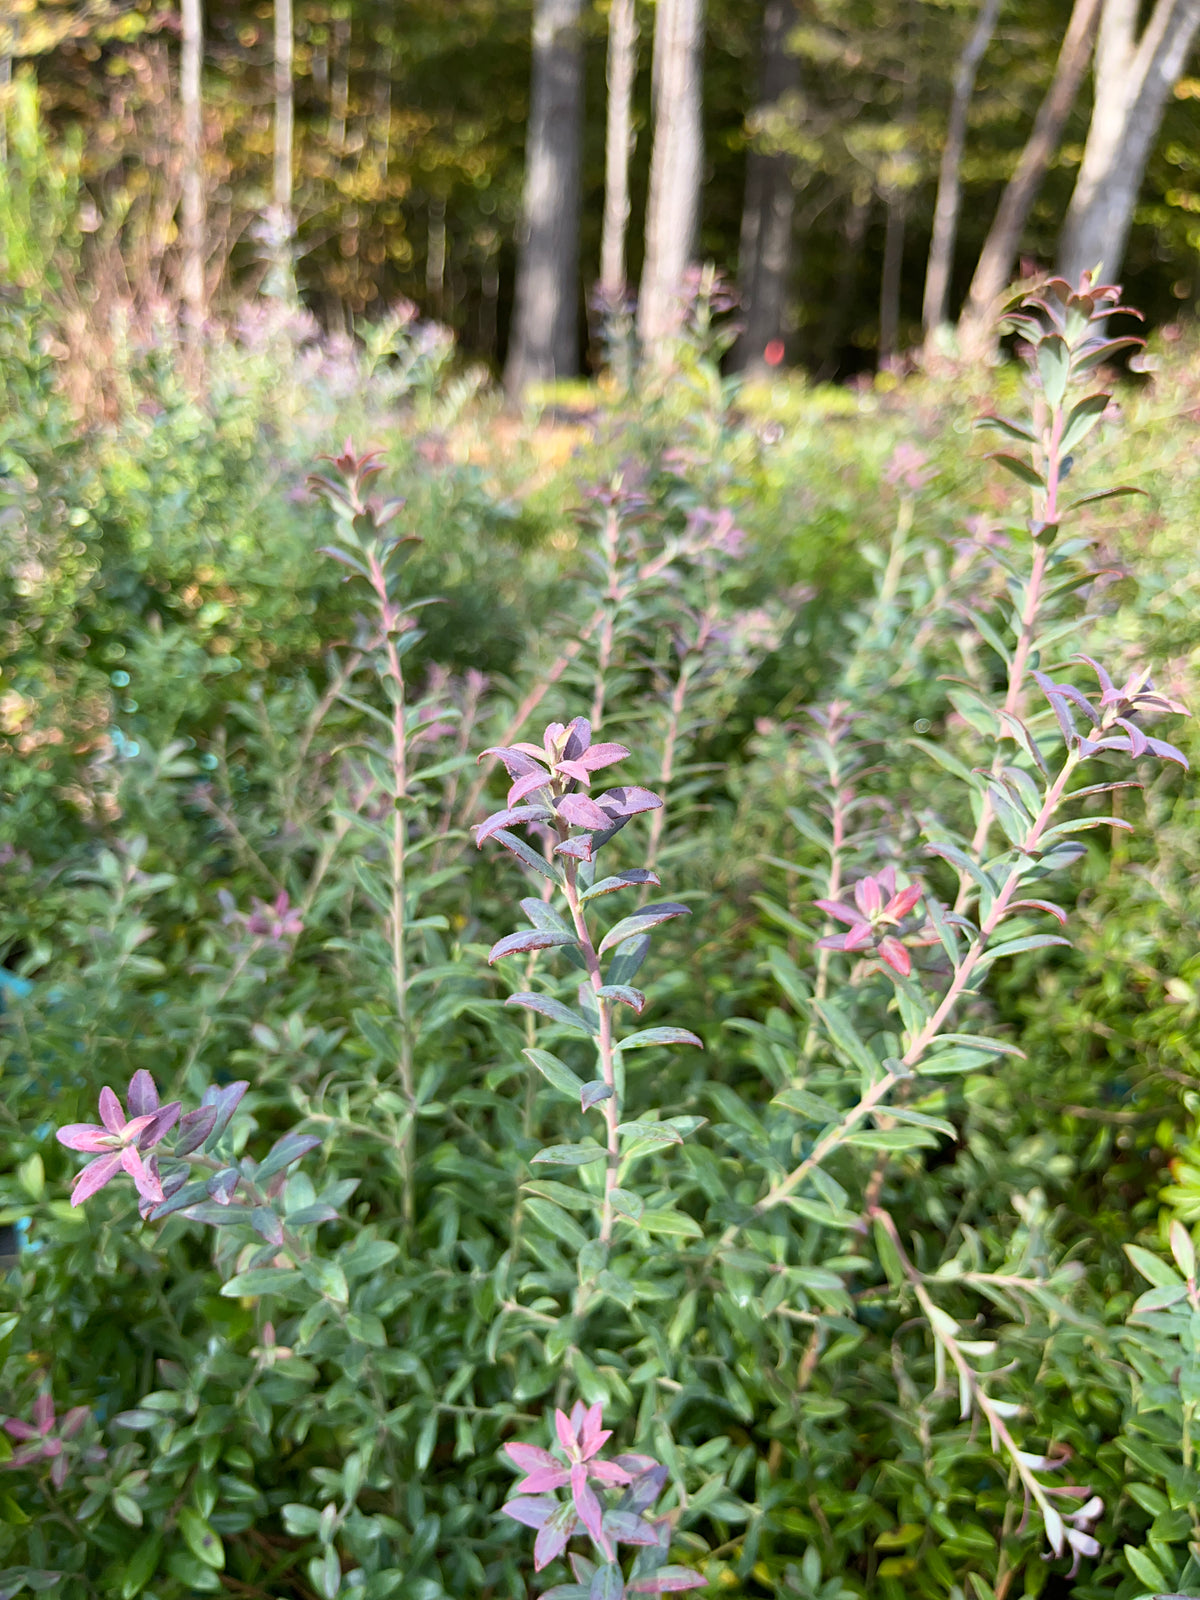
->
<box><xmin>507</xmin><ymin>993</ymin><xmax>595</xmax><ymax>1034</ymax></box>
<box><xmin>556</xmin><ymin>835</ymin><xmax>595</xmax><ymax>861</ymax></box>
<box><xmin>603</xmin><ymin>1511</ymin><xmax>659</xmax><ymax>1544</ymax></box>
<box><xmin>582</xmin><ymin>871</ymin><xmax>661</xmax><ymax>902</ymax></box>
<box><xmin>613</xmin><ymin>1028</ymin><xmax>702</xmax><ymax>1052</ymax></box>
<box><xmin>1063</xmin><ymin>779</ymin><xmax>1142</xmax><ymax>801</ymax></box>
<box><xmin>509</xmin><ymin>769</ymin><xmax>554</xmax><ymax>808</ymax></box>
<box><xmin>120</xmin><ymin>1144</ymin><xmax>164</xmax><ymax>1203</ymax></box>
<box><xmin>596</xmin><ymin>786</ymin><xmax>663</xmax><ymax>819</ymax></box>
<box><xmin>572</xmin><ymin>1554</ymin><xmax>598</xmax><ymax>1584</ymax></box>
<box><xmin>98</xmin><ymin>1087</ymin><xmax>124</xmax><ymax>1135</ymax></box>
<box><xmin>56</xmin><ymin>1124</ymin><xmax>114</xmax><ymax>1153</ymax></box>
<box><xmin>557</xmin><ymin>794</ymin><xmax>613</xmax><ymax>831</ymax></box>
<box><xmin>200</xmin><ymin>1081</ymin><xmax>249</xmax><ymax>1147</ymax></box>
<box><xmin>577</xmin><ymin>743</ymin><xmax>630</xmax><ymax>771</ymax></box>
<box><xmin>518</xmin><ymin>1466</ymin><xmax>575</xmax><ymax>1494</ymax></box>
<box><xmin>147</xmin><ymin>1178</ymin><xmax>210</xmax><ymax>1221</ymax></box>
<box><xmin>491</xmin><ymin>828</ymin><xmax>562</xmax><ymax>886</ymax></box>
<box><xmin>556</xmin><ymin>758</ymin><xmax>594</xmax><ymax>785</ymax></box>
<box><xmin>480</xmin><ymin>745</ymin><xmax>546</xmax><ymax>780</ymax></box>
<box><xmin>1039</xmin><ymin>816</ymin><xmax>1134</xmax><ymax>841</ymax></box>
<box><xmin>502</xmin><ymin>1494</ymin><xmax>559</xmax><ymax>1530</ymax></box>
<box><xmin>475</xmin><ymin>805</ymin><xmax>554</xmax><ymax>845</ymax></box>
<box><xmin>70</xmin><ymin>1152</ymin><xmax>123</xmax><ymax>1205</ymax></box>
<box><xmin>206</xmin><ymin>1168</ymin><xmax>241</xmax><ymax>1205</ymax></box>
<box><xmin>581</xmin><ymin>1081</ymin><xmax>613</xmax><ymax>1110</ymax></box>
<box><xmin>620</xmin><ymin>1462</ymin><xmax>669</xmax><ymax>1511</ymax></box>
<box><xmin>1007</xmin><ymin>898</ymin><xmax>1068</xmax><ymax>926</ymax></box>
<box><xmin>535</xmin><ymin>1501</ymin><xmax>581</xmax><ymax>1570</ymax></box>
<box><xmin>813</xmin><ymin>898</ymin><xmax>865</xmax><ymax>927</ymax></box>
<box><xmin>979</xmin><ymin>933</ymin><xmax>1071</xmax><ymax>963</ymax></box>
<box><xmin>126</xmin><ymin>1069</ymin><xmax>160</xmax><ymax>1119</ymax></box>
<box><xmin>1062</xmin><ymin>484</ymin><xmax>1145</xmax><ymax>513</ymax></box>
<box><xmin>540</xmin><ymin>1587</ymin><xmax>590</xmax><ymax>1600</ymax></box>
<box><xmin>136</xmin><ymin>1102</ymin><xmax>182</xmax><ymax>1150</ymax></box>
<box><xmin>562</xmin><ymin>717</ymin><xmax>591</xmax><ymax>760</ymax></box>
<box><xmin>573</xmin><ymin>1466</ymin><xmax>608</xmax><ymax>1552</ymax></box>
<box><xmin>175</xmin><ymin>1104</ymin><xmax>218</xmax><ymax>1157</ymax></box>
<box><xmin>489</xmin><ymin>928</ymin><xmax>577</xmax><ymax>964</ymax></box>
<box><xmin>257</xmin><ymin>1132</ymin><xmax>323</xmax><ymax>1181</ymax></box>
<box><xmin>630</xmin><ymin>1567</ymin><xmax>707</xmax><ymax>1592</ymax></box>
<box><xmin>251</xmin><ymin>1207</ymin><xmax>285</xmax><ymax>1246</ymax></box>
<box><xmin>589</xmin><ymin>1562</ymin><xmax>625</xmax><ymax>1600</ymax></box>
<box><xmin>1147</xmin><ymin>736</ymin><xmax>1189</xmax><ymax>768</ymax></box>
<box><xmin>506</xmin><ymin>1442</ymin><xmax>560</xmax><ymax>1472</ymax></box>
<box><xmin>597</xmin><ymin>984</ymin><xmax>646</xmax><ymax>1013</ymax></box>
<box><xmin>598</xmin><ymin>904</ymin><xmax>691</xmax><ymax>956</ymax></box>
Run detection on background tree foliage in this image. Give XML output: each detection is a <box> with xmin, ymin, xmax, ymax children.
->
<box><xmin>7</xmin><ymin>0</ymin><xmax>1200</xmax><ymax>375</ymax></box>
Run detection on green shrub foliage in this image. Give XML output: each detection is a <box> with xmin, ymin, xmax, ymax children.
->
<box><xmin>3</xmin><ymin>276</ymin><xmax>1200</xmax><ymax>1600</ymax></box>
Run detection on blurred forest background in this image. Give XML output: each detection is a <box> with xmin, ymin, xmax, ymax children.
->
<box><xmin>5</xmin><ymin>0</ymin><xmax>1200</xmax><ymax>387</ymax></box>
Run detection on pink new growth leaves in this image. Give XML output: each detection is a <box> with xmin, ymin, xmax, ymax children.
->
<box><xmin>502</xmin><ymin>1404</ymin><xmax>703</xmax><ymax>1595</ymax></box>
<box><xmin>56</xmin><ymin>1070</ymin><xmax>181</xmax><ymax>1206</ymax></box>
<box><xmin>1</xmin><ymin>1390</ymin><xmax>98</xmax><ymax>1489</ymax></box>
<box><xmin>1036</xmin><ymin>655</ymin><xmax>1189</xmax><ymax>769</ymax></box>
<box><xmin>815</xmin><ymin>867</ymin><xmax>922</xmax><ymax>976</ymax></box>
<box><xmin>478</xmin><ymin>715</ymin><xmax>662</xmax><ymax>867</ymax></box>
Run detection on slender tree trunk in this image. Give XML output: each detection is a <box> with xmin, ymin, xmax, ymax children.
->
<box><xmin>180</xmin><ymin>0</ymin><xmax>205</xmax><ymax>336</ymax></box>
<box><xmin>734</xmin><ymin>0</ymin><xmax>800</xmax><ymax>370</ymax></box>
<box><xmin>331</xmin><ymin>14</ymin><xmax>349</xmax><ymax>153</ymax></box>
<box><xmin>959</xmin><ymin>0</ymin><xmax>1102</xmax><ymax>356</ymax></box>
<box><xmin>1058</xmin><ymin>0</ymin><xmax>1200</xmax><ymax>284</ymax></box>
<box><xmin>0</xmin><ymin>54</ymin><xmax>11</xmax><ymax>168</ymax></box>
<box><xmin>504</xmin><ymin>0</ymin><xmax>584</xmax><ymax>398</ymax></box>
<box><xmin>267</xmin><ymin>0</ymin><xmax>295</xmax><ymax>292</ymax></box>
<box><xmin>921</xmin><ymin>0</ymin><xmax>1003</xmax><ymax>356</ymax></box>
<box><xmin>599</xmin><ymin>0</ymin><xmax>639</xmax><ymax>299</ymax></box>
<box><xmin>638</xmin><ymin>0</ymin><xmax>706</xmax><ymax>358</ymax></box>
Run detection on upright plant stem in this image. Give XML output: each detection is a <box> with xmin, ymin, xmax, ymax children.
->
<box><xmin>562</xmin><ymin>862</ymin><xmax>620</xmax><ymax>1308</ymax></box>
<box><xmin>370</xmin><ymin>553</ymin><xmax>415</xmax><ymax>1226</ymax></box>
<box><xmin>955</xmin><ymin>397</ymin><xmax>1064</xmax><ymax>905</ymax></box>
<box><xmin>724</xmin><ymin>745</ymin><xmax>1081</xmax><ymax>1241</ymax></box>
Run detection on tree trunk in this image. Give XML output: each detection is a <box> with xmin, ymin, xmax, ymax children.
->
<box><xmin>599</xmin><ymin>0</ymin><xmax>639</xmax><ymax>299</ymax></box>
<box><xmin>814</xmin><ymin>191</ymin><xmax>869</xmax><ymax>380</ymax></box>
<box><xmin>1058</xmin><ymin>0</ymin><xmax>1200</xmax><ymax>284</ymax></box>
<box><xmin>734</xmin><ymin>0</ymin><xmax>801</xmax><ymax>371</ymax></box>
<box><xmin>878</xmin><ymin>189</ymin><xmax>907</xmax><ymax>367</ymax></box>
<box><xmin>504</xmin><ymin>0</ymin><xmax>585</xmax><ymax>399</ymax></box>
<box><xmin>266</xmin><ymin>0</ymin><xmax>295</xmax><ymax>293</ymax></box>
<box><xmin>921</xmin><ymin>0</ymin><xmax>1003</xmax><ymax>355</ymax></box>
<box><xmin>959</xmin><ymin>0</ymin><xmax>1102</xmax><ymax>356</ymax></box>
<box><xmin>638</xmin><ymin>0</ymin><xmax>706</xmax><ymax>358</ymax></box>
<box><xmin>180</xmin><ymin>0</ymin><xmax>205</xmax><ymax>336</ymax></box>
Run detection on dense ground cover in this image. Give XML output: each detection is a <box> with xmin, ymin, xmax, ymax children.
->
<box><xmin>3</xmin><ymin>281</ymin><xmax>1200</xmax><ymax>1600</ymax></box>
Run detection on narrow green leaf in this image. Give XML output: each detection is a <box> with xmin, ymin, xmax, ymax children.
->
<box><xmin>532</xmin><ymin>1144</ymin><xmax>607</xmax><ymax>1167</ymax></box>
<box><xmin>523</xmin><ymin>1048</ymin><xmax>584</xmax><ymax>1097</ymax></box>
